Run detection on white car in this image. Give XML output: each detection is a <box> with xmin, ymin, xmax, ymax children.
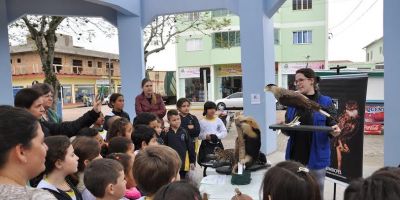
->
<box><xmin>215</xmin><ymin>92</ymin><xmax>243</xmax><ymax>110</ymax></box>
<box><xmin>215</xmin><ymin>92</ymin><xmax>286</xmax><ymax>110</ymax></box>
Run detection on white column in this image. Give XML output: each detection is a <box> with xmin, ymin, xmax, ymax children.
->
<box><xmin>384</xmin><ymin>0</ymin><xmax>400</xmax><ymax>166</ymax></box>
<box><xmin>239</xmin><ymin>0</ymin><xmax>277</xmax><ymax>154</ymax></box>
<box><xmin>117</xmin><ymin>14</ymin><xmax>145</xmax><ymax>118</ymax></box>
<box><xmin>0</xmin><ymin>0</ymin><xmax>13</xmax><ymax>105</ymax></box>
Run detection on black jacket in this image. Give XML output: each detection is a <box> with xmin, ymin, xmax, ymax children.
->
<box><xmin>162</xmin><ymin>127</ymin><xmax>196</xmax><ymax>171</ymax></box>
<box><xmin>180</xmin><ymin>113</ymin><xmax>201</xmax><ymax>139</ymax></box>
<box><xmin>104</xmin><ymin>109</ymin><xmax>131</xmax><ymax>130</ymax></box>
<box><xmin>41</xmin><ymin>109</ymin><xmax>100</xmax><ymax>137</ymax></box>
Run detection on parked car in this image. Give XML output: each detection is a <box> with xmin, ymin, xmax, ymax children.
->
<box><xmin>215</xmin><ymin>92</ymin><xmax>286</xmax><ymax>110</ymax></box>
<box><xmin>216</xmin><ymin>92</ymin><xmax>243</xmax><ymax>110</ymax></box>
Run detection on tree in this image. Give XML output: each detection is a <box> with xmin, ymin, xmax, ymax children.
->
<box><xmin>8</xmin><ymin>12</ymin><xmax>230</xmax><ymax>106</ymax></box>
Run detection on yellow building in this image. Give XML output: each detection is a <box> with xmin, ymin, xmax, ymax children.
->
<box><xmin>10</xmin><ymin>34</ymin><xmax>121</xmax><ymax>104</ymax></box>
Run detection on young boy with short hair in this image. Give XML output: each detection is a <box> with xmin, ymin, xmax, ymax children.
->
<box><xmin>162</xmin><ymin>109</ymin><xmax>196</xmax><ymax>179</ymax></box>
<box><xmin>84</xmin><ymin>158</ymin><xmax>127</xmax><ymax>200</ymax></box>
<box><xmin>131</xmin><ymin>125</ymin><xmax>159</xmax><ymax>155</ymax></box>
<box><xmin>133</xmin><ymin>145</ymin><xmax>182</xmax><ymax>199</ymax></box>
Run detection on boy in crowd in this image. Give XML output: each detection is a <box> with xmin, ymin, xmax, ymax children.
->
<box><xmin>134</xmin><ymin>145</ymin><xmax>182</xmax><ymax>199</ymax></box>
<box><xmin>131</xmin><ymin>124</ymin><xmax>159</xmax><ymax>155</ymax></box>
<box><xmin>84</xmin><ymin>159</ymin><xmax>127</xmax><ymax>200</ymax></box>
<box><xmin>162</xmin><ymin>109</ymin><xmax>196</xmax><ymax>179</ymax></box>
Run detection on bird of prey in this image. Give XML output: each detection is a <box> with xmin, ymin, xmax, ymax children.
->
<box><xmin>264</xmin><ymin>84</ymin><xmax>336</xmax><ymax>123</ymax></box>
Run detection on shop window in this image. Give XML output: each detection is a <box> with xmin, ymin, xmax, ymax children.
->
<box><xmin>185</xmin><ymin>78</ymin><xmax>205</xmax><ymax>102</ymax></box>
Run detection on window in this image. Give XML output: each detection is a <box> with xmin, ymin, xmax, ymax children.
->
<box><xmin>88</xmin><ymin>61</ymin><xmax>92</xmax><ymax>67</ymax></box>
<box><xmin>72</xmin><ymin>59</ymin><xmax>82</xmax><ymax>66</ymax></box>
<box><xmin>53</xmin><ymin>57</ymin><xmax>62</xmax><ymax>65</ymax></box>
<box><xmin>366</xmin><ymin>53</ymin><xmax>369</xmax><ymax>62</ymax></box>
<box><xmin>187</xmin><ymin>12</ymin><xmax>200</xmax><ymax>21</ymax></box>
<box><xmin>379</xmin><ymin>46</ymin><xmax>383</xmax><ymax>54</ymax></box>
<box><xmin>17</xmin><ymin>58</ymin><xmax>21</xmax><ymax>63</ymax></box>
<box><xmin>213</xmin><ymin>31</ymin><xmax>240</xmax><ymax>48</ymax></box>
<box><xmin>186</xmin><ymin>39</ymin><xmax>203</xmax><ymax>51</ymax></box>
<box><xmin>274</xmin><ymin>29</ymin><xmax>280</xmax><ymax>45</ymax></box>
<box><xmin>97</xmin><ymin>62</ymin><xmax>102</xmax><ymax>68</ymax></box>
<box><xmin>293</xmin><ymin>30</ymin><xmax>312</xmax><ymax>44</ymax></box>
<box><xmin>10</xmin><ymin>59</ymin><xmax>12</xmax><ymax>64</ymax></box>
<box><xmin>211</xmin><ymin>9</ymin><xmax>233</xmax><ymax>17</ymax></box>
<box><xmin>293</xmin><ymin>0</ymin><xmax>312</xmax><ymax>10</ymax></box>
<box><xmin>370</xmin><ymin>51</ymin><xmax>373</xmax><ymax>60</ymax></box>
<box><xmin>228</xmin><ymin>92</ymin><xmax>242</xmax><ymax>99</ymax></box>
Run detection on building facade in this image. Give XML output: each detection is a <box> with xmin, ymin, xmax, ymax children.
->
<box><xmin>176</xmin><ymin>0</ymin><xmax>328</xmax><ymax>102</ymax></box>
<box><xmin>364</xmin><ymin>36</ymin><xmax>384</xmax><ymax>69</ymax></box>
<box><xmin>11</xmin><ymin>34</ymin><xmax>121</xmax><ymax>104</ymax></box>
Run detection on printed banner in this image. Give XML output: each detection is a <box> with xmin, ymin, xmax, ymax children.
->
<box><xmin>364</xmin><ymin>103</ymin><xmax>384</xmax><ymax>135</ymax></box>
<box><xmin>319</xmin><ymin>74</ymin><xmax>368</xmax><ymax>183</ymax></box>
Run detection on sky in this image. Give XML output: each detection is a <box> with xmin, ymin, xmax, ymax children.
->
<box><xmin>12</xmin><ymin>0</ymin><xmax>383</xmax><ymax>70</ymax></box>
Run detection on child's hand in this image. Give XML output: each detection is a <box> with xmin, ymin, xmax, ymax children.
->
<box><xmin>188</xmin><ymin>124</ymin><xmax>194</xmax><ymax>129</ymax></box>
<box><xmin>163</xmin><ymin>126</ymin><xmax>170</xmax><ymax>132</ymax></box>
<box><xmin>190</xmin><ymin>163</ymin><xmax>195</xmax><ymax>170</ymax></box>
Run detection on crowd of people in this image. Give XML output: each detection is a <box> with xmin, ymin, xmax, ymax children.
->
<box><xmin>0</xmin><ymin>69</ymin><xmax>399</xmax><ymax>200</ymax></box>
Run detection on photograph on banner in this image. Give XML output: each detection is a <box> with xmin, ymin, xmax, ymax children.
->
<box><xmin>319</xmin><ymin>74</ymin><xmax>368</xmax><ymax>183</ymax></box>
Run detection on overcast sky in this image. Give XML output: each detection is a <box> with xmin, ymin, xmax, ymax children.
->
<box><xmin>74</xmin><ymin>0</ymin><xmax>383</xmax><ymax>67</ymax></box>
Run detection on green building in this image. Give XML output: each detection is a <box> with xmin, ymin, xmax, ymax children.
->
<box><xmin>176</xmin><ymin>0</ymin><xmax>328</xmax><ymax>102</ymax></box>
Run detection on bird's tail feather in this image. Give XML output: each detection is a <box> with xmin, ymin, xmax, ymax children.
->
<box><xmin>319</xmin><ymin>109</ymin><xmax>338</xmax><ymax>123</ymax></box>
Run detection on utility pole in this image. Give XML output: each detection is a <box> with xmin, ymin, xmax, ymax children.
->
<box><xmin>108</xmin><ymin>58</ymin><xmax>113</xmax><ymax>93</ymax></box>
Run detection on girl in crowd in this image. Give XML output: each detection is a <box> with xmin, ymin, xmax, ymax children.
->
<box><xmin>107</xmin><ymin>137</ymin><xmax>135</xmax><ymax>158</ymax></box>
<box><xmin>37</xmin><ymin>136</ymin><xmax>82</xmax><ymax>200</ymax></box>
<box><xmin>91</xmin><ymin>112</ymin><xmax>107</xmax><ymax>139</ymax></box>
<box><xmin>176</xmin><ymin>98</ymin><xmax>200</xmax><ymax>153</ymax></box>
<box><xmin>107</xmin><ymin>153</ymin><xmax>141</xmax><ymax>200</ymax></box>
<box><xmin>71</xmin><ymin>136</ymin><xmax>102</xmax><ymax>200</ymax></box>
<box><xmin>106</xmin><ymin>118</ymin><xmax>133</xmax><ymax>142</ymax></box>
<box><xmin>261</xmin><ymin>161</ymin><xmax>320</xmax><ymax>200</ymax></box>
<box><xmin>0</xmin><ymin>106</ymin><xmax>56</xmax><ymax>200</ymax></box>
<box><xmin>104</xmin><ymin>93</ymin><xmax>130</xmax><ymax>130</ymax></box>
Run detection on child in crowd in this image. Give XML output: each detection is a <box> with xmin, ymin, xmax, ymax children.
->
<box><xmin>91</xmin><ymin>112</ymin><xmax>107</xmax><ymax>139</ymax></box>
<box><xmin>133</xmin><ymin>145</ymin><xmax>181</xmax><ymax>199</ymax></box>
<box><xmin>71</xmin><ymin>136</ymin><xmax>102</xmax><ymax>200</ymax></box>
<box><xmin>131</xmin><ymin>125</ymin><xmax>159</xmax><ymax>155</ymax></box>
<box><xmin>162</xmin><ymin>109</ymin><xmax>195</xmax><ymax>179</ymax></box>
<box><xmin>37</xmin><ymin>136</ymin><xmax>82</xmax><ymax>200</ymax></box>
<box><xmin>198</xmin><ymin>101</ymin><xmax>227</xmax><ymax>165</ymax></box>
<box><xmin>133</xmin><ymin>112</ymin><xmax>164</xmax><ymax>144</ymax></box>
<box><xmin>84</xmin><ymin>159</ymin><xmax>127</xmax><ymax>200</ymax></box>
<box><xmin>106</xmin><ymin>118</ymin><xmax>133</xmax><ymax>142</ymax></box>
<box><xmin>176</xmin><ymin>98</ymin><xmax>200</xmax><ymax>153</ymax></box>
<box><xmin>77</xmin><ymin>127</ymin><xmax>105</xmax><ymax>148</ymax></box>
<box><xmin>108</xmin><ymin>137</ymin><xmax>135</xmax><ymax>158</ymax></box>
<box><xmin>153</xmin><ymin>181</ymin><xmax>202</xmax><ymax>200</ymax></box>
<box><xmin>344</xmin><ymin>167</ymin><xmax>400</xmax><ymax>200</ymax></box>
<box><xmin>199</xmin><ymin>101</ymin><xmax>227</xmax><ymax>141</ymax></box>
<box><xmin>104</xmin><ymin>93</ymin><xmax>130</xmax><ymax>130</ymax></box>
<box><xmin>261</xmin><ymin>161</ymin><xmax>320</xmax><ymax>200</ymax></box>
<box><xmin>107</xmin><ymin>153</ymin><xmax>141</xmax><ymax>200</ymax></box>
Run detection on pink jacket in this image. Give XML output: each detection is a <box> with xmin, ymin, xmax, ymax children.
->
<box><xmin>135</xmin><ymin>92</ymin><xmax>166</xmax><ymax>119</ymax></box>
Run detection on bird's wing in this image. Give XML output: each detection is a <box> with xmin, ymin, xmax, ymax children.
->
<box><xmin>278</xmin><ymin>89</ymin><xmax>321</xmax><ymax>111</ymax></box>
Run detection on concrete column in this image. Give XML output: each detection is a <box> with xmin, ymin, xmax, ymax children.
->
<box><xmin>71</xmin><ymin>84</ymin><xmax>76</xmax><ymax>104</ymax></box>
<box><xmin>117</xmin><ymin>14</ymin><xmax>145</xmax><ymax>118</ymax></box>
<box><xmin>384</xmin><ymin>0</ymin><xmax>400</xmax><ymax>166</ymax></box>
<box><xmin>0</xmin><ymin>0</ymin><xmax>13</xmax><ymax>105</ymax></box>
<box><xmin>238</xmin><ymin>0</ymin><xmax>277</xmax><ymax>154</ymax></box>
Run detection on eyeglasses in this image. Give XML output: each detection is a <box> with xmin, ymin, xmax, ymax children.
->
<box><xmin>294</xmin><ymin>78</ymin><xmax>311</xmax><ymax>85</ymax></box>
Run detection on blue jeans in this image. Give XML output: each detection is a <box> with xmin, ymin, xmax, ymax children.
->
<box><xmin>310</xmin><ymin>168</ymin><xmax>326</xmax><ymax>199</ymax></box>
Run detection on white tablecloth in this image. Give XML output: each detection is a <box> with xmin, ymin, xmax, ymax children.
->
<box><xmin>199</xmin><ymin>168</ymin><xmax>268</xmax><ymax>200</ymax></box>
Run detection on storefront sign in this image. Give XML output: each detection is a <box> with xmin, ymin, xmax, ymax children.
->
<box><xmin>216</xmin><ymin>64</ymin><xmax>242</xmax><ymax>77</ymax></box>
<box><xmin>364</xmin><ymin>103</ymin><xmax>384</xmax><ymax>135</ymax></box>
<box><xmin>179</xmin><ymin>67</ymin><xmax>200</xmax><ymax>78</ymax></box>
<box><xmin>280</xmin><ymin>62</ymin><xmax>324</xmax><ymax>74</ymax></box>
<box><xmin>96</xmin><ymin>79</ymin><xmax>109</xmax><ymax>85</ymax></box>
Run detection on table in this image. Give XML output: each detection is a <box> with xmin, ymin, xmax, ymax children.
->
<box><xmin>199</xmin><ymin>168</ymin><xmax>268</xmax><ymax>200</ymax></box>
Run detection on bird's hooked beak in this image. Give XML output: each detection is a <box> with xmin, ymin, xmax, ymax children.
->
<box><xmin>264</xmin><ymin>84</ymin><xmax>276</xmax><ymax>92</ymax></box>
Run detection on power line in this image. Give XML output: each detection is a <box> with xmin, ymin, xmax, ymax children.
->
<box><xmin>333</xmin><ymin>0</ymin><xmax>380</xmax><ymax>37</ymax></box>
<box><xmin>329</xmin><ymin>0</ymin><xmax>364</xmax><ymax>30</ymax></box>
